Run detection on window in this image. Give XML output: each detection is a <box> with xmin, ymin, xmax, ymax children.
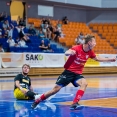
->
<box><xmin>38</xmin><ymin>5</ymin><xmax>53</xmax><ymax>17</ymax></box>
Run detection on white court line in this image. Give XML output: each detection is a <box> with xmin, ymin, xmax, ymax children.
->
<box><xmin>0</xmin><ymin>109</ymin><xmax>33</xmax><ymax>114</ymax></box>
<box><xmin>0</xmin><ymin>93</ymin><xmax>74</xmax><ymax>103</ymax></box>
<box><xmin>0</xmin><ymin>95</ymin><xmax>117</xmax><ymax>110</ymax></box>
<box><xmin>0</xmin><ymin>96</ymin><xmax>116</xmax><ymax>103</ymax></box>
<box><xmin>81</xmin><ymin>96</ymin><xmax>117</xmax><ymax>101</ymax></box>
<box><xmin>84</xmin><ymin>105</ymin><xmax>117</xmax><ymax>109</ymax></box>
<box><xmin>0</xmin><ymin>100</ymin><xmax>32</xmax><ymax>103</ymax></box>
<box><xmin>0</xmin><ymin>111</ymin><xmax>14</xmax><ymax>114</ymax></box>
<box><xmin>50</xmin><ymin>93</ymin><xmax>74</xmax><ymax>98</ymax></box>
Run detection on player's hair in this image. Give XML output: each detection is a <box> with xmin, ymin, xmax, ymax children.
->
<box><xmin>22</xmin><ymin>64</ymin><xmax>30</xmax><ymax>69</ymax></box>
<box><xmin>84</xmin><ymin>34</ymin><xmax>95</xmax><ymax>44</ymax></box>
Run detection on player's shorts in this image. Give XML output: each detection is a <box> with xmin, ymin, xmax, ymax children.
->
<box><xmin>56</xmin><ymin>70</ymin><xmax>84</xmax><ymax>87</ymax></box>
<box><xmin>14</xmin><ymin>88</ymin><xmax>29</xmax><ymax>100</ymax></box>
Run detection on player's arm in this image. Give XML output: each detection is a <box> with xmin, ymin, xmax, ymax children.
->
<box><xmin>14</xmin><ymin>75</ymin><xmax>23</xmax><ymax>90</ymax></box>
<box><xmin>29</xmin><ymin>79</ymin><xmax>33</xmax><ymax>92</ymax></box>
<box><xmin>65</xmin><ymin>49</ymin><xmax>76</xmax><ymax>56</ymax></box>
<box><xmin>29</xmin><ymin>85</ymin><xmax>33</xmax><ymax>92</ymax></box>
<box><xmin>15</xmin><ymin>80</ymin><xmax>28</xmax><ymax>94</ymax></box>
<box><xmin>15</xmin><ymin>80</ymin><xmax>22</xmax><ymax>90</ymax></box>
<box><xmin>93</xmin><ymin>56</ymin><xmax>116</xmax><ymax>62</ymax></box>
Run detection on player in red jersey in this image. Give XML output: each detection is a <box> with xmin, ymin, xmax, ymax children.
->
<box><xmin>31</xmin><ymin>34</ymin><xmax>116</xmax><ymax>110</ymax></box>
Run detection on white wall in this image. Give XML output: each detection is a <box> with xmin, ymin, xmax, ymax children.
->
<box><xmin>45</xmin><ymin>0</ymin><xmax>102</xmax><ymax>7</ymax></box>
<box><xmin>102</xmin><ymin>0</ymin><xmax>117</xmax><ymax>8</ymax></box>
<box><xmin>45</xmin><ymin>0</ymin><xmax>117</xmax><ymax>8</ymax></box>
<box><xmin>87</xmin><ymin>10</ymin><xmax>117</xmax><ymax>23</ymax></box>
<box><xmin>67</xmin><ymin>0</ymin><xmax>102</xmax><ymax>7</ymax></box>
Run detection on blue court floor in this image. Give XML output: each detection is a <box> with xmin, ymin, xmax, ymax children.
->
<box><xmin>0</xmin><ymin>74</ymin><xmax>117</xmax><ymax>117</ymax></box>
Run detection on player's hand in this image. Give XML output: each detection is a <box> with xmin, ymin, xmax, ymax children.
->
<box><xmin>110</xmin><ymin>57</ymin><xmax>116</xmax><ymax>62</ymax></box>
<box><xmin>71</xmin><ymin>50</ymin><xmax>76</xmax><ymax>55</ymax></box>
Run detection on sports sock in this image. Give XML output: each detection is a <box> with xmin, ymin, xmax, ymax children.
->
<box><xmin>73</xmin><ymin>90</ymin><xmax>84</xmax><ymax>103</ymax></box>
<box><xmin>35</xmin><ymin>94</ymin><xmax>46</xmax><ymax>103</ymax></box>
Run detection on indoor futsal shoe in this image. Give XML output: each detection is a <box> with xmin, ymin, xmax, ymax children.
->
<box><xmin>70</xmin><ymin>103</ymin><xmax>83</xmax><ymax>110</ymax></box>
<box><xmin>34</xmin><ymin>94</ymin><xmax>41</xmax><ymax>100</ymax></box>
<box><xmin>31</xmin><ymin>102</ymin><xmax>39</xmax><ymax>109</ymax></box>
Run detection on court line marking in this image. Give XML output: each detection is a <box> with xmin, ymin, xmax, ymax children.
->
<box><xmin>0</xmin><ymin>93</ymin><xmax>74</xmax><ymax>103</ymax></box>
<box><xmin>85</xmin><ymin>105</ymin><xmax>117</xmax><ymax>109</ymax></box>
<box><xmin>0</xmin><ymin>96</ymin><xmax>116</xmax><ymax>103</ymax></box>
<box><xmin>0</xmin><ymin>75</ymin><xmax>117</xmax><ymax>82</ymax></box>
<box><xmin>81</xmin><ymin>96</ymin><xmax>117</xmax><ymax>101</ymax></box>
<box><xmin>0</xmin><ymin>100</ymin><xmax>58</xmax><ymax>104</ymax></box>
<box><xmin>0</xmin><ymin>97</ymin><xmax>117</xmax><ymax>114</ymax></box>
<box><xmin>83</xmin><ymin>106</ymin><xmax>117</xmax><ymax>114</ymax></box>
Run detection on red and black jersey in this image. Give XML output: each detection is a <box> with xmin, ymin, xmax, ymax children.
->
<box><xmin>64</xmin><ymin>45</ymin><xmax>96</xmax><ymax>74</ymax></box>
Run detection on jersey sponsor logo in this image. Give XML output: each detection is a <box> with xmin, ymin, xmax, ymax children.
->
<box><xmin>78</xmin><ymin>55</ymin><xmax>81</xmax><ymax>57</ymax></box>
<box><xmin>74</xmin><ymin>57</ymin><xmax>86</xmax><ymax>65</ymax></box>
<box><xmin>20</xmin><ymin>83</ymin><xmax>25</xmax><ymax>86</ymax></box>
<box><xmin>76</xmin><ymin>57</ymin><xmax>86</xmax><ymax>62</ymax></box>
<box><xmin>74</xmin><ymin>60</ymin><xmax>80</xmax><ymax>64</ymax></box>
<box><xmin>22</xmin><ymin>79</ymin><xmax>29</xmax><ymax>84</ymax></box>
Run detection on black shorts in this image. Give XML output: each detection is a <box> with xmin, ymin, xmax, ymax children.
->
<box><xmin>56</xmin><ymin>70</ymin><xmax>84</xmax><ymax>87</ymax></box>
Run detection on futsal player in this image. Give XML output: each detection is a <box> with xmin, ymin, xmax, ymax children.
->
<box><xmin>14</xmin><ymin>64</ymin><xmax>40</xmax><ymax>100</ymax></box>
<box><xmin>31</xmin><ymin>34</ymin><xmax>116</xmax><ymax>110</ymax></box>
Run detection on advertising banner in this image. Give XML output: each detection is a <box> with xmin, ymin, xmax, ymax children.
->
<box><xmin>99</xmin><ymin>54</ymin><xmax>117</xmax><ymax>66</ymax></box>
<box><xmin>0</xmin><ymin>53</ymin><xmax>23</xmax><ymax>68</ymax></box>
<box><xmin>23</xmin><ymin>53</ymin><xmax>65</xmax><ymax>67</ymax></box>
<box><xmin>44</xmin><ymin>54</ymin><xmax>65</xmax><ymax>67</ymax></box>
<box><xmin>23</xmin><ymin>53</ymin><xmax>46</xmax><ymax>67</ymax></box>
<box><xmin>0</xmin><ymin>53</ymin><xmax>117</xmax><ymax>68</ymax></box>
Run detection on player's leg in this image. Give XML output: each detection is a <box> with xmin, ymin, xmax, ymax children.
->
<box><xmin>31</xmin><ymin>70</ymin><xmax>72</xmax><ymax>109</ymax></box>
<box><xmin>14</xmin><ymin>88</ymin><xmax>41</xmax><ymax>100</ymax></box>
<box><xmin>70</xmin><ymin>76</ymin><xmax>88</xmax><ymax>110</ymax></box>
<box><xmin>31</xmin><ymin>85</ymin><xmax>62</xmax><ymax>109</ymax></box>
<box><xmin>26</xmin><ymin>91</ymin><xmax>41</xmax><ymax>100</ymax></box>
<box><xmin>14</xmin><ymin>88</ymin><xmax>29</xmax><ymax>100</ymax></box>
<box><xmin>35</xmin><ymin>70</ymin><xmax>74</xmax><ymax>101</ymax></box>
<box><xmin>73</xmin><ymin>78</ymin><xmax>88</xmax><ymax>103</ymax></box>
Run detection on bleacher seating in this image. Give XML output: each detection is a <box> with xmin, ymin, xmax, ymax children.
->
<box><xmin>8</xmin><ymin>36</ymin><xmax>64</xmax><ymax>53</ymax></box>
<box><xmin>27</xmin><ymin>18</ymin><xmax>92</xmax><ymax>47</ymax></box>
<box><xmin>0</xmin><ymin>16</ymin><xmax>64</xmax><ymax>53</ymax></box>
<box><xmin>28</xmin><ymin>18</ymin><xmax>57</xmax><ymax>27</ymax></box>
<box><xmin>89</xmin><ymin>23</ymin><xmax>117</xmax><ymax>49</ymax></box>
<box><xmin>27</xmin><ymin>18</ymin><xmax>117</xmax><ymax>54</ymax></box>
<box><xmin>59</xmin><ymin>22</ymin><xmax>92</xmax><ymax>47</ymax></box>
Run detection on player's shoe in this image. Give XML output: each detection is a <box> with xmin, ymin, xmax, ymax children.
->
<box><xmin>70</xmin><ymin>102</ymin><xmax>83</xmax><ymax>110</ymax></box>
<box><xmin>34</xmin><ymin>94</ymin><xmax>41</xmax><ymax>100</ymax></box>
<box><xmin>31</xmin><ymin>101</ymin><xmax>39</xmax><ymax>109</ymax></box>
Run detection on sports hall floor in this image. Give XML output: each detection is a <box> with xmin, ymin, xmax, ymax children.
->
<box><xmin>0</xmin><ymin>74</ymin><xmax>117</xmax><ymax>117</ymax></box>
